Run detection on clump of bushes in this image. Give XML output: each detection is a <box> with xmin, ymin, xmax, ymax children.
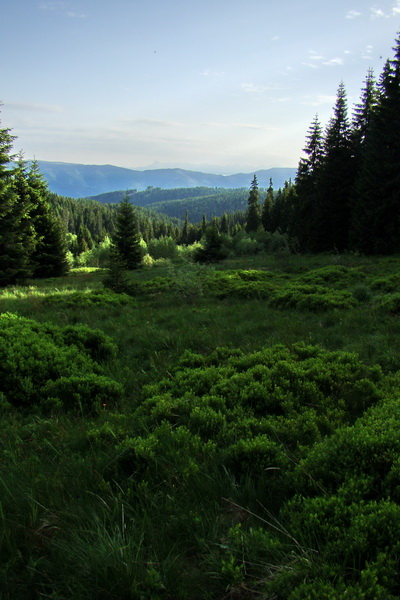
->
<box><xmin>298</xmin><ymin>265</ymin><xmax>366</xmax><ymax>288</ymax></box>
<box><xmin>377</xmin><ymin>293</ymin><xmax>400</xmax><ymax>315</ymax></box>
<box><xmin>270</xmin><ymin>283</ymin><xmax>356</xmax><ymax>311</ymax></box>
<box><xmin>44</xmin><ymin>289</ymin><xmax>133</xmax><ymax>308</ymax></box>
<box><xmin>0</xmin><ymin>313</ymin><xmax>122</xmax><ymax>413</ymax></box>
<box><xmin>111</xmin><ymin>343</ymin><xmax>383</xmax><ymax>492</ymax></box>
<box><xmin>206</xmin><ymin>269</ymin><xmax>276</xmax><ymax>299</ymax></box>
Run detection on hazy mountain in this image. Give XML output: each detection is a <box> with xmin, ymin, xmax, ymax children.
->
<box><xmin>36</xmin><ymin>160</ymin><xmax>297</xmax><ymax>198</ymax></box>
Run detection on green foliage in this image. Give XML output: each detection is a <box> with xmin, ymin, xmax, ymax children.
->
<box><xmin>0</xmin><ymin>313</ymin><xmax>119</xmax><ymax>412</ymax></box>
<box><xmin>43</xmin><ymin>374</ymin><xmax>123</xmax><ymax>414</ymax></box>
<box><xmin>270</xmin><ymin>283</ymin><xmax>356</xmax><ymax>311</ymax></box>
<box><xmin>44</xmin><ymin>288</ymin><xmax>132</xmax><ymax>308</ymax></box>
<box><xmin>377</xmin><ymin>293</ymin><xmax>400</xmax><ymax>314</ymax></box>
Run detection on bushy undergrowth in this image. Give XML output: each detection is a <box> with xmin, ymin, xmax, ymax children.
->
<box><xmin>44</xmin><ymin>288</ymin><xmax>132</xmax><ymax>308</ymax></box>
<box><xmin>0</xmin><ymin>312</ymin><xmax>121</xmax><ymax>413</ymax></box>
<box><xmin>2</xmin><ymin>255</ymin><xmax>400</xmax><ymax>599</ymax></box>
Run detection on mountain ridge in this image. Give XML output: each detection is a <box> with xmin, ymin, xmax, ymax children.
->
<box><xmin>36</xmin><ymin>160</ymin><xmax>297</xmax><ymax>198</ymax></box>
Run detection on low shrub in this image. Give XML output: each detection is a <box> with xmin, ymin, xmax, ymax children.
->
<box><xmin>270</xmin><ymin>283</ymin><xmax>356</xmax><ymax>311</ymax></box>
<box><xmin>44</xmin><ymin>289</ymin><xmax>132</xmax><ymax>308</ymax></box>
<box><xmin>377</xmin><ymin>293</ymin><xmax>400</xmax><ymax>314</ymax></box>
<box><xmin>0</xmin><ymin>313</ymin><xmax>120</xmax><ymax>412</ymax></box>
<box><xmin>298</xmin><ymin>265</ymin><xmax>366</xmax><ymax>288</ymax></box>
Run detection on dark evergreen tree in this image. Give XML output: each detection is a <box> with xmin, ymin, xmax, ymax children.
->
<box><xmin>194</xmin><ymin>224</ymin><xmax>227</xmax><ymax>263</ymax></box>
<box><xmin>0</xmin><ymin>127</ymin><xmax>36</xmax><ymax>286</ymax></box>
<box><xmin>180</xmin><ymin>210</ymin><xmax>189</xmax><ymax>244</ymax></box>
<box><xmin>103</xmin><ymin>244</ymin><xmax>134</xmax><ymax>294</ymax></box>
<box><xmin>245</xmin><ymin>175</ymin><xmax>261</xmax><ymax>232</ymax></box>
<box><xmin>113</xmin><ymin>192</ymin><xmax>142</xmax><ymax>269</ymax></box>
<box><xmin>313</xmin><ymin>83</ymin><xmax>353</xmax><ymax>251</ymax></box>
<box><xmin>262</xmin><ymin>178</ymin><xmax>274</xmax><ymax>232</ymax></box>
<box><xmin>27</xmin><ymin>160</ymin><xmax>69</xmax><ymax>278</ymax></box>
<box><xmin>351</xmin><ymin>35</ymin><xmax>400</xmax><ymax>253</ymax></box>
<box><xmin>293</xmin><ymin>115</ymin><xmax>324</xmax><ymax>250</ymax></box>
<box><xmin>220</xmin><ymin>212</ymin><xmax>229</xmax><ymax>234</ymax></box>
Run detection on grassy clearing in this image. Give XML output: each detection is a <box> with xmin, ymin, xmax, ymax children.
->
<box><xmin>1</xmin><ymin>253</ymin><xmax>400</xmax><ymax>598</ymax></box>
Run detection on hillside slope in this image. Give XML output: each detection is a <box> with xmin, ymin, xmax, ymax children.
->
<box><xmin>36</xmin><ymin>161</ymin><xmax>296</xmax><ymax>198</ymax></box>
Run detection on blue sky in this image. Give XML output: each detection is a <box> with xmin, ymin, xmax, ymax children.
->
<box><xmin>2</xmin><ymin>0</ymin><xmax>399</xmax><ymax>173</ymax></box>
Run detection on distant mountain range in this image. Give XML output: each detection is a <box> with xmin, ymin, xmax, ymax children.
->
<box><xmin>35</xmin><ymin>161</ymin><xmax>297</xmax><ymax>198</ymax></box>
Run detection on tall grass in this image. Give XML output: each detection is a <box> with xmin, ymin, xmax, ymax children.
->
<box><xmin>2</xmin><ymin>254</ymin><xmax>400</xmax><ymax>598</ymax></box>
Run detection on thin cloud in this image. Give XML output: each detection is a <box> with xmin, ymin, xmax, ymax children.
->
<box><xmin>205</xmin><ymin>122</ymin><xmax>278</xmax><ymax>132</ymax></box>
<box><xmin>361</xmin><ymin>44</ymin><xmax>374</xmax><ymax>58</ymax></box>
<box><xmin>370</xmin><ymin>7</ymin><xmax>387</xmax><ymax>18</ymax></box>
<box><xmin>7</xmin><ymin>101</ymin><xmax>66</xmax><ymax>113</ymax></box>
<box><xmin>38</xmin><ymin>1</ymin><xmax>65</xmax><ymax>9</ymax></box>
<box><xmin>240</xmin><ymin>82</ymin><xmax>283</xmax><ymax>94</ymax></box>
<box><xmin>393</xmin><ymin>0</ymin><xmax>400</xmax><ymax>14</ymax></box>
<box><xmin>346</xmin><ymin>9</ymin><xmax>362</xmax><ymax>18</ymax></box>
<box><xmin>66</xmin><ymin>11</ymin><xmax>86</xmax><ymax>18</ymax></box>
<box><xmin>323</xmin><ymin>57</ymin><xmax>344</xmax><ymax>66</ymax></box>
<box><xmin>303</xmin><ymin>94</ymin><xmax>337</xmax><ymax>107</ymax></box>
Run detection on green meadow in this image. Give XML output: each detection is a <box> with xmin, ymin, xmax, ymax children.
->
<box><xmin>2</xmin><ymin>252</ymin><xmax>400</xmax><ymax>599</ymax></box>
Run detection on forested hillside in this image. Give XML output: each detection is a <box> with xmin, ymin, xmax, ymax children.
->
<box><xmin>87</xmin><ymin>186</ymin><xmax>250</xmax><ymax>221</ymax></box>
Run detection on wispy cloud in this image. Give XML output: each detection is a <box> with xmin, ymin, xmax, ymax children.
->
<box><xmin>38</xmin><ymin>1</ymin><xmax>64</xmax><ymax>9</ymax></box>
<box><xmin>38</xmin><ymin>2</ymin><xmax>86</xmax><ymax>18</ymax></box>
<box><xmin>369</xmin><ymin>2</ymin><xmax>400</xmax><ymax>17</ymax></box>
<box><xmin>303</xmin><ymin>94</ymin><xmax>337</xmax><ymax>107</ymax></box>
<box><xmin>205</xmin><ymin>121</ymin><xmax>279</xmax><ymax>132</ymax></box>
<box><xmin>323</xmin><ymin>57</ymin><xmax>344</xmax><ymax>66</ymax></box>
<box><xmin>7</xmin><ymin>101</ymin><xmax>66</xmax><ymax>113</ymax></box>
<box><xmin>361</xmin><ymin>44</ymin><xmax>373</xmax><ymax>58</ymax></box>
<box><xmin>346</xmin><ymin>9</ymin><xmax>362</xmax><ymax>19</ymax></box>
<box><xmin>370</xmin><ymin>6</ymin><xmax>386</xmax><ymax>18</ymax></box>
<box><xmin>240</xmin><ymin>82</ymin><xmax>283</xmax><ymax>94</ymax></box>
<box><xmin>303</xmin><ymin>51</ymin><xmax>345</xmax><ymax>69</ymax></box>
<box><xmin>116</xmin><ymin>118</ymin><xmax>184</xmax><ymax>130</ymax></box>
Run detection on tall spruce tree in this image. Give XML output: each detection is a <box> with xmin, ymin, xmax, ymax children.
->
<box><xmin>0</xmin><ymin>123</ymin><xmax>36</xmax><ymax>286</ymax></box>
<box><xmin>112</xmin><ymin>192</ymin><xmax>142</xmax><ymax>269</ymax></box>
<box><xmin>245</xmin><ymin>175</ymin><xmax>261</xmax><ymax>232</ymax></box>
<box><xmin>262</xmin><ymin>178</ymin><xmax>274</xmax><ymax>232</ymax></box>
<box><xmin>313</xmin><ymin>83</ymin><xmax>353</xmax><ymax>251</ymax></box>
<box><xmin>27</xmin><ymin>159</ymin><xmax>69</xmax><ymax>278</ymax></box>
<box><xmin>293</xmin><ymin>115</ymin><xmax>324</xmax><ymax>250</ymax></box>
<box><xmin>351</xmin><ymin>34</ymin><xmax>400</xmax><ymax>253</ymax></box>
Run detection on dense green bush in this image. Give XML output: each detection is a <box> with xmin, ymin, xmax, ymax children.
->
<box><xmin>377</xmin><ymin>292</ymin><xmax>400</xmax><ymax>314</ymax></box>
<box><xmin>0</xmin><ymin>313</ymin><xmax>121</xmax><ymax>412</ymax></box>
<box><xmin>113</xmin><ymin>344</ymin><xmax>384</xmax><ymax>495</ymax></box>
<box><xmin>270</xmin><ymin>283</ymin><xmax>356</xmax><ymax>311</ymax></box>
<box><xmin>44</xmin><ymin>288</ymin><xmax>132</xmax><ymax>308</ymax></box>
<box><xmin>297</xmin><ymin>265</ymin><xmax>366</xmax><ymax>288</ymax></box>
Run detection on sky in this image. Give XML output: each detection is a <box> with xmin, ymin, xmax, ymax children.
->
<box><xmin>1</xmin><ymin>0</ymin><xmax>399</xmax><ymax>173</ymax></box>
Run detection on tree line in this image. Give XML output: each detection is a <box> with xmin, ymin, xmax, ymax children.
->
<box><xmin>246</xmin><ymin>33</ymin><xmax>400</xmax><ymax>255</ymax></box>
<box><xmin>0</xmin><ymin>122</ymin><xmax>69</xmax><ymax>286</ymax></box>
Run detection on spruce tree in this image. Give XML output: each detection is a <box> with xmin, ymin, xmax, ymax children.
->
<box><xmin>351</xmin><ymin>34</ymin><xmax>400</xmax><ymax>253</ymax></box>
<box><xmin>27</xmin><ymin>160</ymin><xmax>69</xmax><ymax>278</ymax></box>
<box><xmin>245</xmin><ymin>175</ymin><xmax>261</xmax><ymax>232</ymax></box>
<box><xmin>313</xmin><ymin>83</ymin><xmax>353</xmax><ymax>251</ymax></box>
<box><xmin>113</xmin><ymin>192</ymin><xmax>142</xmax><ymax>269</ymax></box>
<box><xmin>293</xmin><ymin>115</ymin><xmax>324</xmax><ymax>250</ymax></box>
<box><xmin>0</xmin><ymin>125</ymin><xmax>36</xmax><ymax>286</ymax></box>
<box><xmin>262</xmin><ymin>178</ymin><xmax>274</xmax><ymax>232</ymax></box>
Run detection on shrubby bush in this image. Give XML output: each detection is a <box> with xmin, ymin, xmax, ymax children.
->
<box><xmin>270</xmin><ymin>283</ymin><xmax>356</xmax><ymax>311</ymax></box>
<box><xmin>297</xmin><ymin>265</ymin><xmax>366</xmax><ymax>288</ymax></box>
<box><xmin>377</xmin><ymin>292</ymin><xmax>400</xmax><ymax>314</ymax></box>
<box><xmin>147</xmin><ymin>236</ymin><xmax>179</xmax><ymax>260</ymax></box>
<box><xmin>113</xmin><ymin>343</ymin><xmax>384</xmax><ymax>492</ymax></box>
<box><xmin>0</xmin><ymin>313</ymin><xmax>121</xmax><ymax>413</ymax></box>
<box><xmin>44</xmin><ymin>289</ymin><xmax>132</xmax><ymax>308</ymax></box>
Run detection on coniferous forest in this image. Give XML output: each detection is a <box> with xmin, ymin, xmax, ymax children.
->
<box><xmin>0</xmin><ymin>32</ymin><xmax>400</xmax><ymax>600</ymax></box>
